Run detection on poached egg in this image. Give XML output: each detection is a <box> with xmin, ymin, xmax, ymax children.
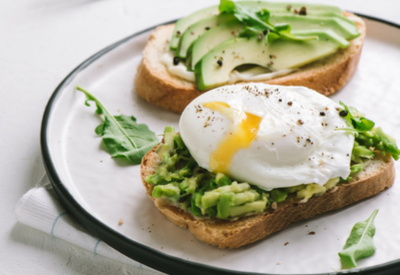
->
<box><xmin>179</xmin><ymin>83</ymin><xmax>354</xmax><ymax>190</ymax></box>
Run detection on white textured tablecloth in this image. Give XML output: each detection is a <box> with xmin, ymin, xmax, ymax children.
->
<box><xmin>15</xmin><ymin>174</ymin><xmax>163</xmax><ymax>275</ymax></box>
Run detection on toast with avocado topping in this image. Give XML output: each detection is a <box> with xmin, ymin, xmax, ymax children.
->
<box><xmin>141</xmin><ymin>142</ymin><xmax>394</xmax><ymax>249</ymax></box>
<box><xmin>139</xmin><ymin>97</ymin><xmax>398</xmax><ymax>248</ymax></box>
<box><xmin>135</xmin><ymin>1</ymin><xmax>366</xmax><ymax>114</ymax></box>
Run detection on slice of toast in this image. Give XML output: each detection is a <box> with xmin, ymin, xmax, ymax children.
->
<box><xmin>140</xmin><ymin>144</ymin><xmax>395</xmax><ymax>249</ymax></box>
<box><xmin>135</xmin><ymin>12</ymin><xmax>366</xmax><ymax>114</ymax></box>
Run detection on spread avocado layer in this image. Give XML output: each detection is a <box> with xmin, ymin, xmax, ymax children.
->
<box><xmin>166</xmin><ymin>1</ymin><xmax>361</xmax><ymax>90</ymax></box>
<box><xmin>145</xmin><ymin>104</ymin><xmax>400</xmax><ymax>220</ymax></box>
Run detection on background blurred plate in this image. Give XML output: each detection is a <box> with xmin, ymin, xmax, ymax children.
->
<box><xmin>41</xmin><ymin>15</ymin><xmax>400</xmax><ymax>275</ymax></box>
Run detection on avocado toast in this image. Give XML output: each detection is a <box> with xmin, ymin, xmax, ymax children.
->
<box><xmin>141</xmin><ymin>143</ymin><xmax>394</xmax><ymax>249</ymax></box>
<box><xmin>135</xmin><ymin>1</ymin><xmax>366</xmax><ymax>113</ymax></box>
<box><xmin>140</xmin><ymin>83</ymin><xmax>398</xmax><ymax>248</ymax></box>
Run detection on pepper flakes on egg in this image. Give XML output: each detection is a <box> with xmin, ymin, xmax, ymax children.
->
<box><xmin>339</xmin><ymin>110</ymin><xmax>348</xmax><ymax>117</ymax></box>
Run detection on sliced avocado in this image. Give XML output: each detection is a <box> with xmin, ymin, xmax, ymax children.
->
<box><xmin>187</xmin><ymin>20</ymin><xmax>244</xmax><ymax>70</ymax></box>
<box><xmin>269</xmin><ymin>15</ymin><xmax>360</xmax><ymax>40</ymax></box>
<box><xmin>170</xmin><ymin>2</ymin><xmax>344</xmax><ymax>50</ymax></box>
<box><xmin>238</xmin><ymin>2</ymin><xmax>344</xmax><ymax>17</ymax></box>
<box><xmin>188</xmin><ymin>12</ymin><xmax>358</xmax><ymax>70</ymax></box>
<box><xmin>195</xmin><ymin>30</ymin><xmax>349</xmax><ymax>91</ymax></box>
<box><xmin>177</xmin><ymin>14</ymin><xmax>236</xmax><ymax>59</ymax></box>
<box><xmin>163</xmin><ymin>126</ymin><xmax>175</xmax><ymax>154</ymax></box>
<box><xmin>170</xmin><ymin>5</ymin><xmax>219</xmax><ymax>50</ymax></box>
<box><xmin>291</xmin><ymin>29</ymin><xmax>349</xmax><ymax>46</ymax></box>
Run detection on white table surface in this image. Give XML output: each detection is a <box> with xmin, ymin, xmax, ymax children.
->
<box><xmin>1</xmin><ymin>0</ymin><xmax>400</xmax><ymax>274</ymax></box>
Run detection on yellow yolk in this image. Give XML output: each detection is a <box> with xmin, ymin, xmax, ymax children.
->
<box><xmin>203</xmin><ymin>102</ymin><xmax>262</xmax><ymax>174</ymax></box>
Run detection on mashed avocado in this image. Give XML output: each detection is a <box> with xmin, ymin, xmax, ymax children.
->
<box><xmin>146</xmin><ymin>128</ymin><xmax>340</xmax><ymax>219</ymax></box>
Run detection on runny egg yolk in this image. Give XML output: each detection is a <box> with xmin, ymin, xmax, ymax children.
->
<box><xmin>202</xmin><ymin>102</ymin><xmax>262</xmax><ymax>174</ymax></box>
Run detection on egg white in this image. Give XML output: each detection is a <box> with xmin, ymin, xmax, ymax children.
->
<box><xmin>179</xmin><ymin>83</ymin><xmax>354</xmax><ymax>190</ymax></box>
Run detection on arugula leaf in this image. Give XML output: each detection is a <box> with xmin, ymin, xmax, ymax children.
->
<box><xmin>348</xmin><ymin>106</ymin><xmax>365</xmax><ymax>118</ymax></box>
<box><xmin>219</xmin><ymin>0</ymin><xmax>317</xmax><ymax>41</ymax></box>
<box><xmin>239</xmin><ymin>26</ymin><xmax>266</xmax><ymax>38</ymax></box>
<box><xmin>77</xmin><ymin>86</ymin><xmax>158</xmax><ymax>165</ymax></box>
<box><xmin>235</xmin><ymin>5</ymin><xmax>275</xmax><ymax>35</ymax></box>
<box><xmin>356</xmin><ymin>118</ymin><xmax>375</xmax><ymax>132</ymax></box>
<box><xmin>339</xmin><ymin>209</ymin><xmax>379</xmax><ymax>269</ymax></box>
<box><xmin>339</xmin><ymin>102</ymin><xmax>375</xmax><ymax>132</ymax></box>
<box><xmin>338</xmin><ymin>102</ymin><xmax>400</xmax><ymax>162</ymax></box>
<box><xmin>219</xmin><ymin>0</ymin><xmax>235</xmax><ymax>13</ymax></box>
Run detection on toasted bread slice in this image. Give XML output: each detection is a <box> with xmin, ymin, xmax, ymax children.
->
<box><xmin>140</xmin><ymin>144</ymin><xmax>395</xmax><ymax>249</ymax></box>
<box><xmin>135</xmin><ymin>12</ymin><xmax>366</xmax><ymax>114</ymax></box>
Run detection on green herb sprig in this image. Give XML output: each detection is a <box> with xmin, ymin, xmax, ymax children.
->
<box><xmin>339</xmin><ymin>209</ymin><xmax>379</xmax><ymax>269</ymax></box>
<box><xmin>338</xmin><ymin>102</ymin><xmax>400</xmax><ymax>161</ymax></box>
<box><xmin>219</xmin><ymin>0</ymin><xmax>317</xmax><ymax>41</ymax></box>
<box><xmin>77</xmin><ymin>86</ymin><xmax>158</xmax><ymax>164</ymax></box>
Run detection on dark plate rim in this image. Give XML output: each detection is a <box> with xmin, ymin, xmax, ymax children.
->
<box><xmin>41</xmin><ymin>14</ymin><xmax>400</xmax><ymax>275</ymax></box>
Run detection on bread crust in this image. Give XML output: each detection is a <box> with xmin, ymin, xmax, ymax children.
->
<box><xmin>140</xmin><ymin>144</ymin><xmax>395</xmax><ymax>249</ymax></box>
<box><xmin>135</xmin><ymin>12</ymin><xmax>366</xmax><ymax>114</ymax></box>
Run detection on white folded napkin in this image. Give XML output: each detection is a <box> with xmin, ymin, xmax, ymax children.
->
<box><xmin>15</xmin><ymin>173</ymin><xmax>163</xmax><ymax>275</ymax></box>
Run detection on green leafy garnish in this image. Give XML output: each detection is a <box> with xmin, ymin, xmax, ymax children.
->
<box><xmin>340</xmin><ymin>102</ymin><xmax>375</xmax><ymax>132</ymax></box>
<box><xmin>219</xmin><ymin>0</ymin><xmax>235</xmax><ymax>13</ymax></box>
<box><xmin>77</xmin><ymin>86</ymin><xmax>158</xmax><ymax>165</ymax></box>
<box><xmin>219</xmin><ymin>0</ymin><xmax>317</xmax><ymax>41</ymax></box>
<box><xmin>338</xmin><ymin>102</ymin><xmax>400</xmax><ymax>161</ymax></box>
<box><xmin>339</xmin><ymin>209</ymin><xmax>379</xmax><ymax>269</ymax></box>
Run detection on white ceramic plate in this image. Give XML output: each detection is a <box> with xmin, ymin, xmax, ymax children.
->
<box><xmin>41</xmin><ymin>15</ymin><xmax>400</xmax><ymax>275</ymax></box>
